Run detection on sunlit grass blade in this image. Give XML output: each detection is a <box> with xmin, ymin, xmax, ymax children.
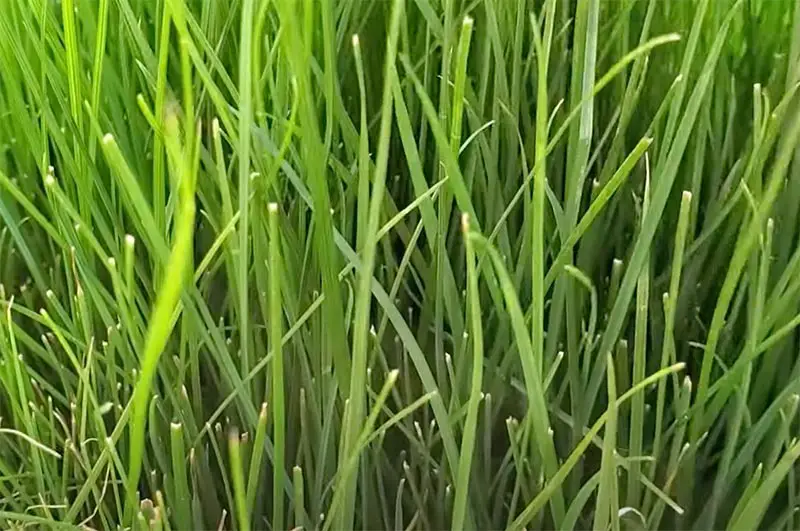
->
<box><xmin>120</xmin><ymin>107</ymin><xmax>196</xmax><ymax>522</ymax></box>
<box><xmin>228</xmin><ymin>427</ymin><xmax>250</xmax><ymax>531</ymax></box>
<box><xmin>267</xmin><ymin>202</ymin><xmax>285</xmax><ymax>531</ymax></box>
<box><xmin>169</xmin><ymin>423</ymin><xmax>191</xmax><ymax>529</ymax></box>
<box><xmin>450</xmin><ymin>214</ymin><xmax>483</xmax><ymax>531</ymax></box>
<box><xmin>593</xmin><ymin>353</ymin><xmax>619</xmax><ymax>531</ymax></box>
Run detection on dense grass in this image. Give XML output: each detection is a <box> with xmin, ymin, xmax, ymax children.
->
<box><xmin>0</xmin><ymin>0</ymin><xmax>799</xmax><ymax>529</ymax></box>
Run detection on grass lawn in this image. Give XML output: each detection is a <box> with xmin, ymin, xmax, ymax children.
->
<box><xmin>1</xmin><ymin>0</ymin><xmax>800</xmax><ymax>529</ymax></box>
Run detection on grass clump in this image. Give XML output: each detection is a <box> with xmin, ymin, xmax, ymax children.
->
<box><xmin>1</xmin><ymin>0</ymin><xmax>800</xmax><ymax>529</ymax></box>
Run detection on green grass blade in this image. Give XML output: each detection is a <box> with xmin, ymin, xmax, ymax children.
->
<box><xmin>727</xmin><ymin>440</ymin><xmax>800</xmax><ymax>531</ymax></box>
<box><xmin>451</xmin><ymin>214</ymin><xmax>483</xmax><ymax>531</ymax></box>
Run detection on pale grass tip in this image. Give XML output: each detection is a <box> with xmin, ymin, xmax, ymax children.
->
<box><xmin>268</xmin><ymin>202</ymin><xmax>279</xmax><ymax>213</ymax></box>
<box><xmin>463</xmin><ymin>15</ymin><xmax>474</xmax><ymax>25</ymax></box>
<box><xmin>102</xmin><ymin>133</ymin><xmax>114</xmax><ymax>144</ymax></box>
<box><xmin>125</xmin><ymin>234</ymin><xmax>135</xmax><ymax>246</ymax></box>
<box><xmin>352</xmin><ymin>34</ymin><xmax>360</xmax><ymax>47</ymax></box>
<box><xmin>682</xmin><ymin>190</ymin><xmax>692</xmax><ymax>201</ymax></box>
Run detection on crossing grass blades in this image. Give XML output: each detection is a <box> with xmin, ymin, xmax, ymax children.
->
<box><xmin>0</xmin><ymin>0</ymin><xmax>800</xmax><ymax>529</ymax></box>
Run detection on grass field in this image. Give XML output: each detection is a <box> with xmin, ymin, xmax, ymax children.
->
<box><xmin>0</xmin><ymin>0</ymin><xmax>799</xmax><ymax>529</ymax></box>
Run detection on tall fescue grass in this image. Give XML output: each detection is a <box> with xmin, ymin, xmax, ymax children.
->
<box><xmin>0</xmin><ymin>0</ymin><xmax>799</xmax><ymax>529</ymax></box>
